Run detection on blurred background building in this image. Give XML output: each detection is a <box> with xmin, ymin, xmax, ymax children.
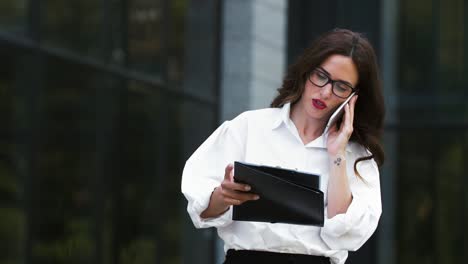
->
<box><xmin>0</xmin><ymin>0</ymin><xmax>466</xmax><ymax>264</ymax></box>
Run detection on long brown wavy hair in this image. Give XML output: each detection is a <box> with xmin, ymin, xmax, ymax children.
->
<box><xmin>271</xmin><ymin>29</ymin><xmax>385</xmax><ymax>175</ymax></box>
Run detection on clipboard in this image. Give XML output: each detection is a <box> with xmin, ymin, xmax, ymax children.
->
<box><xmin>232</xmin><ymin>161</ymin><xmax>324</xmax><ymax>226</ymax></box>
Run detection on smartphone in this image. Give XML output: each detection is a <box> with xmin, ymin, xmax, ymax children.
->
<box><xmin>324</xmin><ymin>92</ymin><xmax>356</xmax><ymax>134</ymax></box>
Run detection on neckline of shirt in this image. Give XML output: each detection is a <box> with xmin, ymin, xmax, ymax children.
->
<box><xmin>270</xmin><ymin>102</ymin><xmax>352</xmax><ymax>152</ymax></box>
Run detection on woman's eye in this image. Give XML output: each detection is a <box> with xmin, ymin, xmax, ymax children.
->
<box><xmin>335</xmin><ymin>83</ymin><xmax>350</xmax><ymax>92</ymax></box>
<box><xmin>317</xmin><ymin>72</ymin><xmax>328</xmax><ymax>81</ymax></box>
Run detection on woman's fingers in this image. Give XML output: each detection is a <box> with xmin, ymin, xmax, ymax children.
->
<box><xmin>220</xmin><ymin>179</ymin><xmax>259</xmax><ymax>205</ymax></box>
<box><xmin>221</xmin><ymin>185</ymin><xmax>258</xmax><ymax>199</ymax></box>
<box><xmin>222</xmin><ymin>180</ymin><xmax>250</xmax><ymax>192</ymax></box>
<box><xmin>344</xmin><ymin>104</ymin><xmax>353</xmax><ymax>133</ymax></box>
<box><xmin>337</xmin><ymin>103</ymin><xmax>350</xmax><ymax>134</ymax></box>
<box><xmin>224</xmin><ymin>163</ymin><xmax>234</xmax><ymax>181</ymax></box>
<box><xmin>340</xmin><ymin>95</ymin><xmax>358</xmax><ymax>136</ymax></box>
<box><xmin>349</xmin><ymin>95</ymin><xmax>357</xmax><ymax>123</ymax></box>
<box><xmin>221</xmin><ymin>163</ymin><xmax>259</xmax><ymax>206</ymax></box>
<box><xmin>223</xmin><ymin>197</ymin><xmax>243</xmax><ymax>206</ymax></box>
<box><xmin>223</xmin><ymin>194</ymin><xmax>259</xmax><ymax>205</ymax></box>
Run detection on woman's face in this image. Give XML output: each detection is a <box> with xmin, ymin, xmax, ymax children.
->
<box><xmin>299</xmin><ymin>54</ymin><xmax>359</xmax><ymax>122</ymax></box>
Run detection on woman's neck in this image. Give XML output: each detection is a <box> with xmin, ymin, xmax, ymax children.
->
<box><xmin>290</xmin><ymin>103</ymin><xmax>325</xmax><ymax>144</ymax></box>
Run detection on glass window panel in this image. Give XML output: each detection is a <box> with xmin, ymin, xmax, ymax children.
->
<box><xmin>1</xmin><ymin>0</ymin><xmax>198</xmax><ymax>263</ymax></box>
<box><xmin>397</xmin><ymin>129</ymin><xmax>467</xmax><ymax>264</ymax></box>
<box><xmin>178</xmin><ymin>98</ymin><xmax>217</xmax><ymax>264</ymax></box>
<box><xmin>0</xmin><ymin>43</ymin><xmax>120</xmax><ymax>264</ymax></box>
<box><xmin>399</xmin><ymin>0</ymin><xmax>467</xmax><ymax>123</ymax></box>
<box><xmin>168</xmin><ymin>0</ymin><xmax>187</xmax><ymax>82</ymax></box>
<box><xmin>32</xmin><ymin>53</ymin><xmax>101</xmax><ymax>264</ymax></box>
<box><xmin>0</xmin><ymin>0</ymin><xmax>27</xmax><ymax>34</ymax></box>
<box><xmin>127</xmin><ymin>0</ymin><xmax>164</xmax><ymax>74</ymax></box>
<box><xmin>397</xmin><ymin>1</ymin><xmax>468</xmax><ymax>264</ymax></box>
<box><xmin>438</xmin><ymin>0</ymin><xmax>464</xmax><ymax>91</ymax></box>
<box><xmin>0</xmin><ymin>41</ymin><xmax>25</xmax><ymax>264</ymax></box>
<box><xmin>42</xmin><ymin>0</ymin><xmax>101</xmax><ymax>58</ymax></box>
<box><xmin>397</xmin><ymin>129</ymin><xmax>436</xmax><ymax>264</ymax></box>
<box><xmin>109</xmin><ymin>81</ymin><xmax>160</xmax><ymax>263</ymax></box>
<box><xmin>399</xmin><ymin>0</ymin><xmax>435</xmax><ymax>94</ymax></box>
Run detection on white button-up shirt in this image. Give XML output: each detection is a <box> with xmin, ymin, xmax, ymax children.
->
<box><xmin>181</xmin><ymin>103</ymin><xmax>382</xmax><ymax>264</ymax></box>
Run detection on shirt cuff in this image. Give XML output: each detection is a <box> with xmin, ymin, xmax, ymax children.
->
<box><xmin>322</xmin><ymin>196</ymin><xmax>367</xmax><ymax>236</ymax></box>
<box><xmin>186</xmin><ymin>186</ymin><xmax>233</xmax><ymax>229</ymax></box>
<box><xmin>320</xmin><ymin>195</ymin><xmax>374</xmax><ymax>250</ymax></box>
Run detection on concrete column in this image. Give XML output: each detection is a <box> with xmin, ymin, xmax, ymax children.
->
<box><xmin>220</xmin><ymin>0</ymin><xmax>287</xmax><ymax>121</ymax></box>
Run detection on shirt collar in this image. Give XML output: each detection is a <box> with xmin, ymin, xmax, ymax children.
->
<box><xmin>271</xmin><ymin>102</ymin><xmax>291</xmax><ymax>130</ymax></box>
<box><xmin>271</xmin><ymin>102</ymin><xmax>352</xmax><ymax>152</ymax></box>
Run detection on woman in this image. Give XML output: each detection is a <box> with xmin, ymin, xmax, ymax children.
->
<box><xmin>181</xmin><ymin>29</ymin><xmax>385</xmax><ymax>264</ymax></box>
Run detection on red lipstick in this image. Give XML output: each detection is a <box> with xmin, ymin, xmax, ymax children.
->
<box><xmin>312</xmin><ymin>99</ymin><xmax>327</xmax><ymax>110</ymax></box>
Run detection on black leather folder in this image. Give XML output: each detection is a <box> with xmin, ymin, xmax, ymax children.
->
<box><xmin>232</xmin><ymin>161</ymin><xmax>324</xmax><ymax>226</ymax></box>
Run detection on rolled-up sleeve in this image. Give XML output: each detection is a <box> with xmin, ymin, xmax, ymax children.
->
<box><xmin>181</xmin><ymin>115</ymin><xmax>247</xmax><ymax>229</ymax></box>
<box><xmin>320</xmin><ymin>157</ymin><xmax>382</xmax><ymax>251</ymax></box>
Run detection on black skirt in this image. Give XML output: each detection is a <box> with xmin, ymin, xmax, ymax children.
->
<box><xmin>223</xmin><ymin>249</ymin><xmax>330</xmax><ymax>264</ymax></box>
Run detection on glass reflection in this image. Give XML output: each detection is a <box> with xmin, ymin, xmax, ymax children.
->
<box><xmin>128</xmin><ymin>0</ymin><xmax>163</xmax><ymax>74</ymax></box>
<box><xmin>1</xmin><ymin>0</ymin><xmax>194</xmax><ymax>263</ymax></box>
<box><xmin>0</xmin><ymin>42</ymin><xmax>25</xmax><ymax>264</ymax></box>
<box><xmin>42</xmin><ymin>0</ymin><xmax>101</xmax><ymax>58</ymax></box>
<box><xmin>0</xmin><ymin>0</ymin><xmax>27</xmax><ymax>34</ymax></box>
<box><xmin>397</xmin><ymin>0</ymin><xmax>468</xmax><ymax>263</ymax></box>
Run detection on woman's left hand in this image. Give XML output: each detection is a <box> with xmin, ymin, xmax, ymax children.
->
<box><xmin>326</xmin><ymin>95</ymin><xmax>358</xmax><ymax>156</ymax></box>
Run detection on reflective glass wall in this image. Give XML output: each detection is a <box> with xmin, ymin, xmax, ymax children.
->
<box><xmin>396</xmin><ymin>0</ymin><xmax>468</xmax><ymax>263</ymax></box>
<box><xmin>0</xmin><ymin>0</ymin><xmax>220</xmax><ymax>263</ymax></box>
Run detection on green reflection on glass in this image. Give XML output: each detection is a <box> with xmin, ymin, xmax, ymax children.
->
<box><xmin>0</xmin><ymin>0</ymin><xmax>27</xmax><ymax>34</ymax></box>
<box><xmin>43</xmin><ymin>0</ymin><xmax>100</xmax><ymax>57</ymax></box>
<box><xmin>128</xmin><ymin>0</ymin><xmax>163</xmax><ymax>74</ymax></box>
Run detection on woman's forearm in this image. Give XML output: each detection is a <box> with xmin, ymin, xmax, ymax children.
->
<box><xmin>326</xmin><ymin>152</ymin><xmax>353</xmax><ymax>218</ymax></box>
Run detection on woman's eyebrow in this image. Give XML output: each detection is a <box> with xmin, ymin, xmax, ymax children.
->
<box><xmin>317</xmin><ymin>67</ymin><xmax>330</xmax><ymax>76</ymax></box>
<box><xmin>318</xmin><ymin>66</ymin><xmax>354</xmax><ymax>87</ymax></box>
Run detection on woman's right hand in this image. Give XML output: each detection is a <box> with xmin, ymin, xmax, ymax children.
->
<box><xmin>200</xmin><ymin>163</ymin><xmax>260</xmax><ymax>218</ymax></box>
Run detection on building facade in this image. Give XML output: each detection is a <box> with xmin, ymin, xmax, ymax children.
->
<box><xmin>0</xmin><ymin>0</ymin><xmax>467</xmax><ymax>264</ymax></box>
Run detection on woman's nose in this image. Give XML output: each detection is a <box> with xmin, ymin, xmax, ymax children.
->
<box><xmin>320</xmin><ymin>83</ymin><xmax>333</xmax><ymax>99</ymax></box>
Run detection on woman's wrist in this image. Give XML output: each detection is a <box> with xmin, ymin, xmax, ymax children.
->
<box><xmin>200</xmin><ymin>187</ymin><xmax>229</xmax><ymax>218</ymax></box>
<box><xmin>328</xmin><ymin>150</ymin><xmax>346</xmax><ymax>159</ymax></box>
<box><xmin>328</xmin><ymin>151</ymin><xmax>346</xmax><ymax>167</ymax></box>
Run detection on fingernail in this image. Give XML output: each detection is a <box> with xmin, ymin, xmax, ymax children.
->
<box><xmin>254</xmin><ymin>195</ymin><xmax>260</xmax><ymax>200</ymax></box>
<box><xmin>245</xmin><ymin>185</ymin><xmax>251</xmax><ymax>191</ymax></box>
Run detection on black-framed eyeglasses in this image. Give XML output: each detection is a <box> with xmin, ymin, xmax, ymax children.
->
<box><xmin>308</xmin><ymin>68</ymin><xmax>357</xmax><ymax>99</ymax></box>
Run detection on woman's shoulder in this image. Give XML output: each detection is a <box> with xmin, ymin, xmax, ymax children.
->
<box><xmin>230</xmin><ymin>107</ymin><xmax>281</xmax><ymax>124</ymax></box>
<box><xmin>212</xmin><ymin>107</ymin><xmax>280</xmax><ymax>141</ymax></box>
<box><xmin>237</xmin><ymin>107</ymin><xmax>281</xmax><ymax>119</ymax></box>
<box><xmin>221</xmin><ymin>107</ymin><xmax>281</xmax><ymax>134</ymax></box>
